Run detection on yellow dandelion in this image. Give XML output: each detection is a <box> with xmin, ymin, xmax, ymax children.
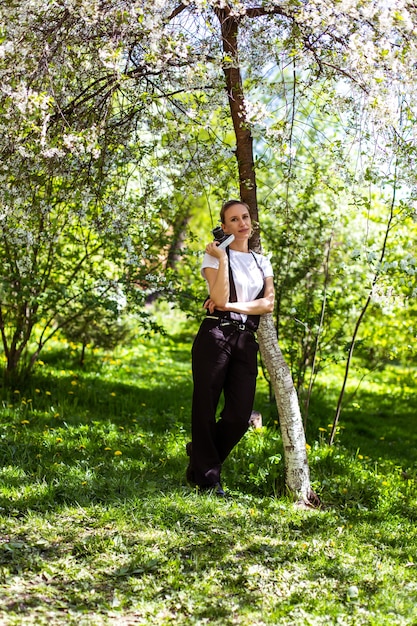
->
<box><xmin>56</xmin><ymin>437</ymin><xmax>63</xmax><ymax>443</ymax></box>
<box><xmin>71</xmin><ymin>380</ymin><xmax>78</xmax><ymax>386</ymax></box>
<box><xmin>45</xmin><ymin>391</ymin><xmax>51</xmax><ymax>396</ymax></box>
<box><xmin>358</xmin><ymin>454</ymin><xmax>363</xmax><ymax>459</ymax></box>
<box><xmin>82</xmin><ymin>481</ymin><xmax>87</xmax><ymax>486</ymax></box>
<box><xmin>305</xmin><ymin>443</ymin><xmax>311</xmax><ymax>451</ymax></box>
<box><xmin>35</xmin><ymin>389</ymin><xmax>41</xmax><ymax>394</ymax></box>
<box><xmin>114</xmin><ymin>450</ymin><xmax>122</xmax><ymax>456</ymax></box>
<box><xmin>14</xmin><ymin>390</ymin><xmax>20</xmax><ymax>394</ymax></box>
<box><xmin>68</xmin><ymin>391</ymin><xmax>74</xmax><ymax>395</ymax></box>
<box><xmin>110</xmin><ymin>392</ymin><xmax>116</xmax><ymax>397</ymax></box>
<box><xmin>104</xmin><ymin>447</ymin><xmax>112</xmax><ymax>451</ymax></box>
<box><xmin>119</xmin><ymin>426</ymin><xmax>124</xmax><ymax>430</ymax></box>
<box><xmin>318</xmin><ymin>427</ymin><xmax>327</xmax><ymax>432</ymax></box>
<box><xmin>21</xmin><ymin>420</ymin><xmax>30</xmax><ymax>425</ymax></box>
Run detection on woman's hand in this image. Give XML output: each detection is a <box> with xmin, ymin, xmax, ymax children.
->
<box><xmin>205</xmin><ymin>241</ymin><xmax>226</xmax><ymax>259</ymax></box>
<box><xmin>203</xmin><ymin>298</ymin><xmax>227</xmax><ymax>314</ymax></box>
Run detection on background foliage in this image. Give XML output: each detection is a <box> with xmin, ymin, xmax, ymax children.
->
<box><xmin>1</xmin><ymin>0</ymin><xmax>416</xmax><ymax>412</ymax></box>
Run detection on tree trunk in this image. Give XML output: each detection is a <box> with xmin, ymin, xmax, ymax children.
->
<box><xmin>215</xmin><ymin>7</ymin><xmax>260</xmax><ymax>250</ymax></box>
<box><xmin>216</xmin><ymin>7</ymin><xmax>320</xmax><ymax>506</ymax></box>
<box><xmin>258</xmin><ymin>315</ymin><xmax>319</xmax><ymax>505</ymax></box>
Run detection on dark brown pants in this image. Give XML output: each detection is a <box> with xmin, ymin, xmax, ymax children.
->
<box><xmin>190</xmin><ymin>318</ymin><xmax>259</xmax><ymax>487</ymax></box>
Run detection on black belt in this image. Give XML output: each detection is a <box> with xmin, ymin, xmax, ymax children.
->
<box><xmin>205</xmin><ymin>316</ymin><xmax>255</xmax><ymax>333</ymax></box>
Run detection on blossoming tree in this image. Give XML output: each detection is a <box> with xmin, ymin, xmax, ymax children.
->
<box><xmin>1</xmin><ymin>0</ymin><xmax>416</xmax><ymax>501</ymax></box>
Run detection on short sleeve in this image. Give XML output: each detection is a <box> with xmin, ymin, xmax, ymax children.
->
<box><xmin>201</xmin><ymin>252</ymin><xmax>219</xmax><ymax>278</ymax></box>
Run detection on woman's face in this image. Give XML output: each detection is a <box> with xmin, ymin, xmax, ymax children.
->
<box><xmin>222</xmin><ymin>203</ymin><xmax>252</xmax><ymax>242</ymax></box>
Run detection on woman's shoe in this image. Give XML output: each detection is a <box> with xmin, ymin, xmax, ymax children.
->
<box><xmin>212</xmin><ymin>482</ymin><xmax>226</xmax><ymax>497</ymax></box>
<box><xmin>199</xmin><ymin>482</ymin><xmax>226</xmax><ymax>497</ymax></box>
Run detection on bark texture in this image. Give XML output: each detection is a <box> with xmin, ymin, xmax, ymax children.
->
<box><xmin>258</xmin><ymin>314</ymin><xmax>320</xmax><ymax>506</ymax></box>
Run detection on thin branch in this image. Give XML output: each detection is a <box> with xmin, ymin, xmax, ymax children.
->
<box><xmin>303</xmin><ymin>232</ymin><xmax>333</xmax><ymax>428</ymax></box>
<box><xmin>329</xmin><ymin>164</ymin><xmax>398</xmax><ymax>445</ymax></box>
<box><xmin>245</xmin><ymin>6</ymin><xmax>292</xmax><ymax>19</ymax></box>
<box><xmin>303</xmin><ymin>40</ymin><xmax>369</xmax><ymax>93</ymax></box>
<box><xmin>168</xmin><ymin>3</ymin><xmax>189</xmax><ymax>21</ymax></box>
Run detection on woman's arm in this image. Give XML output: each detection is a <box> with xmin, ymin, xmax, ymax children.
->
<box><xmin>203</xmin><ymin>243</ymin><xmax>230</xmax><ymax>307</ymax></box>
<box><xmin>204</xmin><ymin>276</ymin><xmax>275</xmax><ymax>315</ymax></box>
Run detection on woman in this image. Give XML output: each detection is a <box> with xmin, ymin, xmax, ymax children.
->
<box><xmin>186</xmin><ymin>199</ymin><xmax>274</xmax><ymax>496</ymax></box>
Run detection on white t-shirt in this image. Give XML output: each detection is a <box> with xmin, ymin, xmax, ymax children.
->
<box><xmin>202</xmin><ymin>249</ymin><xmax>273</xmax><ymax>320</ymax></box>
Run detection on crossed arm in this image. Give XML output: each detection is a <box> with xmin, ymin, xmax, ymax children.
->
<box><xmin>203</xmin><ymin>267</ymin><xmax>275</xmax><ymax>316</ymax></box>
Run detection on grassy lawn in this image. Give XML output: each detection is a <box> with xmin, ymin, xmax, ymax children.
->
<box><xmin>0</xmin><ymin>314</ymin><xmax>416</xmax><ymax>625</ymax></box>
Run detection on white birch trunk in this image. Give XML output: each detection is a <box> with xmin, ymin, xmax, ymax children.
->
<box><xmin>257</xmin><ymin>313</ymin><xmax>319</xmax><ymax>506</ymax></box>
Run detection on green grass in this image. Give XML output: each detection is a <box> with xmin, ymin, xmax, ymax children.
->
<box><xmin>0</xmin><ymin>314</ymin><xmax>416</xmax><ymax>625</ymax></box>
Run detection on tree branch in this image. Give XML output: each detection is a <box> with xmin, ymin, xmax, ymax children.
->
<box><xmin>329</xmin><ymin>163</ymin><xmax>398</xmax><ymax>445</ymax></box>
<box><xmin>168</xmin><ymin>3</ymin><xmax>189</xmax><ymax>21</ymax></box>
<box><xmin>245</xmin><ymin>6</ymin><xmax>292</xmax><ymax>19</ymax></box>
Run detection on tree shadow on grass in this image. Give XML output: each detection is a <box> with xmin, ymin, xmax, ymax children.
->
<box><xmin>0</xmin><ymin>497</ymin><xmax>340</xmax><ymax>623</ymax></box>
<box><xmin>1</xmin><ymin>486</ymin><xmax>417</xmax><ymax>624</ymax></box>
<box><xmin>0</xmin><ymin>505</ymin><xmax>263</xmax><ymax>623</ymax></box>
